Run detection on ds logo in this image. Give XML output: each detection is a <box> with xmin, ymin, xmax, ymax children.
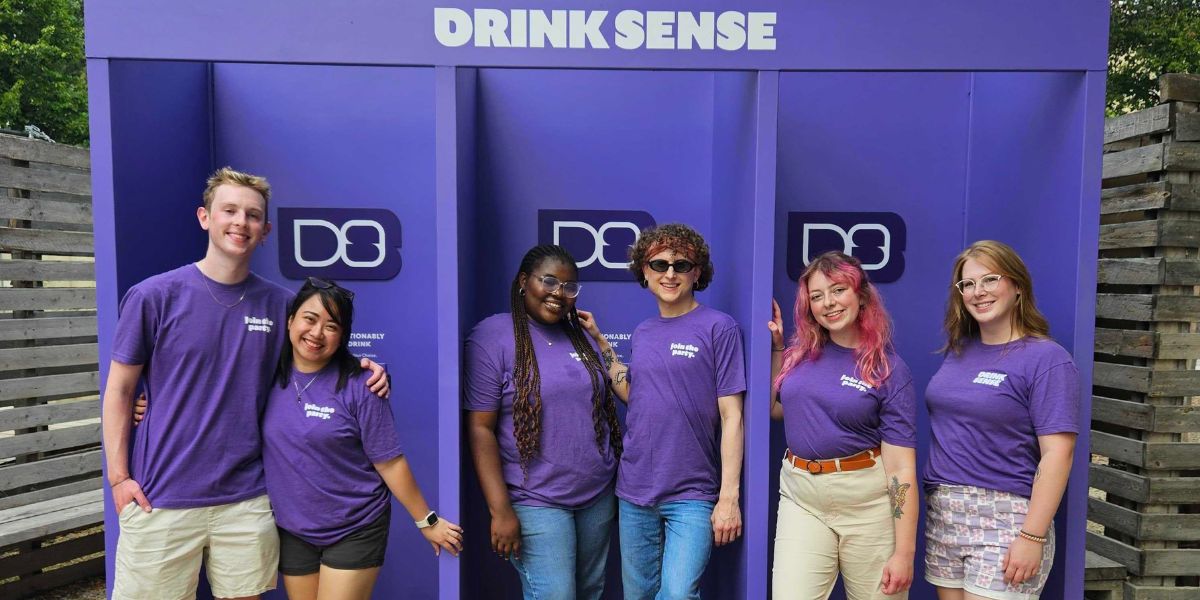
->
<box><xmin>787</xmin><ymin>212</ymin><xmax>906</xmax><ymax>283</ymax></box>
<box><xmin>278</xmin><ymin>208</ymin><xmax>402</xmax><ymax>281</ymax></box>
<box><xmin>537</xmin><ymin>209</ymin><xmax>657</xmax><ymax>281</ymax></box>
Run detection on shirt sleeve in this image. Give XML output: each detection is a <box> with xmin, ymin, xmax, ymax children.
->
<box><xmin>356</xmin><ymin>389</ymin><xmax>404</xmax><ymax>464</ymax></box>
<box><xmin>713</xmin><ymin>322</ymin><xmax>747</xmax><ymax>397</ymax></box>
<box><xmin>1029</xmin><ymin>361</ymin><xmax>1081</xmax><ymax>436</ymax></box>
<box><xmin>879</xmin><ymin>375</ymin><xmax>918</xmax><ymax>448</ymax></box>
<box><xmin>463</xmin><ymin>330</ymin><xmax>506</xmax><ymax>412</ymax></box>
<box><xmin>111</xmin><ymin>286</ymin><xmax>158</xmax><ymax>366</ymax></box>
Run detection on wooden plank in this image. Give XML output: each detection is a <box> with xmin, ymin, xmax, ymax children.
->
<box><xmin>0</xmin><ymin>288</ymin><xmax>96</xmax><ymax>311</ymax></box>
<box><xmin>1103</xmin><ymin>143</ymin><xmax>1165</xmax><ymax>178</ymax></box>
<box><xmin>0</xmin><ymin>423</ymin><xmax>99</xmax><ymax>459</ymax></box>
<box><xmin>0</xmin><ymin>343</ymin><xmax>97</xmax><ymax>372</ymax></box>
<box><xmin>1095</xmin><ymin>328</ymin><xmax>1155</xmax><ymax>358</ymax></box>
<box><xmin>0</xmin><ymin>478</ymin><xmax>102</xmax><ymax>511</ymax></box>
<box><xmin>0</xmin><ymin>135</ymin><xmax>89</xmax><ymax>169</ymax></box>
<box><xmin>1164</xmin><ymin>142</ymin><xmax>1200</xmax><ymax>171</ymax></box>
<box><xmin>0</xmin><ymin>372</ymin><xmax>98</xmax><ymax>403</ymax></box>
<box><xmin>0</xmin><ymin>492</ymin><xmax>103</xmax><ymax>548</ymax></box>
<box><xmin>0</xmin><ymin>489</ymin><xmax>100</xmax><ymax>526</ymax></box>
<box><xmin>1145</xmin><ymin>441</ymin><xmax>1200</xmax><ymax>469</ymax></box>
<box><xmin>1096</xmin><ymin>294</ymin><xmax>1200</xmax><ymax>322</ymax></box>
<box><xmin>0</xmin><ymin>450</ymin><xmax>101</xmax><ymax>491</ymax></box>
<box><xmin>1091</xmin><ymin>431</ymin><xmax>1147</xmax><ymax>467</ymax></box>
<box><xmin>0</xmin><ymin>528</ymin><xmax>103</xmax><ymax>579</ymax></box>
<box><xmin>1091</xmin><ymin>396</ymin><xmax>1153</xmax><ymax>430</ymax></box>
<box><xmin>1140</xmin><ymin>512</ymin><xmax>1200</xmax><ymax>541</ymax></box>
<box><xmin>1097</xmin><ymin>258</ymin><xmax>1200</xmax><ymax>285</ymax></box>
<box><xmin>1093</xmin><ymin>362</ymin><xmax>1151</xmax><ymax>393</ymax></box>
<box><xmin>0</xmin><ymin>196</ymin><xmax>92</xmax><ymax>225</ymax></box>
<box><xmin>0</xmin><ymin>226</ymin><xmax>93</xmax><ymax>254</ymax></box>
<box><xmin>1086</xmin><ymin>550</ymin><xmax>1127</xmax><ymax>581</ymax></box>
<box><xmin>1089</xmin><ymin>497</ymin><xmax>1140</xmax><ymax>538</ymax></box>
<box><xmin>1160</xmin><ymin>219</ymin><xmax>1200</xmax><ymax>248</ymax></box>
<box><xmin>1125</xmin><ymin>581</ymin><xmax>1200</xmax><ymax>600</ymax></box>
<box><xmin>1089</xmin><ymin>463</ymin><xmax>1200</xmax><ymax>504</ymax></box>
<box><xmin>1142</xmin><ymin>548</ymin><xmax>1200</xmax><ymax>576</ymax></box>
<box><xmin>1087</xmin><ymin>531</ymin><xmax>1141</xmax><ymax>573</ymax></box>
<box><xmin>1101</xmin><ymin>181</ymin><xmax>1200</xmax><ymax>213</ymax></box>
<box><xmin>0</xmin><ymin>399</ymin><xmax>98</xmax><ymax>432</ymax></box>
<box><xmin>1178</xmin><ymin>112</ymin><xmax>1200</xmax><ymax>141</ymax></box>
<box><xmin>0</xmin><ymin>258</ymin><xmax>95</xmax><ymax>281</ymax></box>
<box><xmin>0</xmin><ymin>164</ymin><xmax>90</xmax><ymax>196</ymax></box>
<box><xmin>1160</xmin><ymin>73</ymin><xmax>1200</xmax><ymax>103</ymax></box>
<box><xmin>1099</xmin><ymin>220</ymin><xmax>1200</xmax><ymax>250</ymax></box>
<box><xmin>1105</xmin><ymin>104</ymin><xmax>1173</xmax><ymax>144</ymax></box>
<box><xmin>0</xmin><ymin>316</ymin><xmax>97</xmax><ymax>342</ymax></box>
<box><xmin>0</xmin><ymin>555</ymin><xmax>104</xmax><ymax>598</ymax></box>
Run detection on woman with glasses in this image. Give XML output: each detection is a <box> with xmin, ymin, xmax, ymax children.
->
<box><xmin>465</xmin><ymin>244</ymin><xmax>622</xmax><ymax>599</ymax></box>
<box><xmin>578</xmin><ymin>223</ymin><xmax>745</xmax><ymax>600</ymax></box>
<box><xmin>262</xmin><ymin>277</ymin><xmax>463</xmax><ymax>600</ymax></box>
<box><xmin>767</xmin><ymin>251</ymin><xmax>917</xmax><ymax>599</ymax></box>
<box><xmin>923</xmin><ymin>240</ymin><xmax>1079</xmax><ymax>600</ymax></box>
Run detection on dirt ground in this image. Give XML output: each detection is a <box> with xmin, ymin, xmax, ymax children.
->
<box><xmin>27</xmin><ymin>576</ymin><xmax>104</xmax><ymax>600</ymax></box>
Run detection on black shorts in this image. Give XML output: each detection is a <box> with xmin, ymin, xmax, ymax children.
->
<box><xmin>278</xmin><ymin>507</ymin><xmax>391</xmax><ymax>575</ymax></box>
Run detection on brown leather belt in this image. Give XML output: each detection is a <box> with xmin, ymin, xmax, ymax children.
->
<box><xmin>785</xmin><ymin>447</ymin><xmax>880</xmax><ymax>475</ymax></box>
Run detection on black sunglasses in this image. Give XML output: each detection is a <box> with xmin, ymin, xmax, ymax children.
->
<box><xmin>305</xmin><ymin>276</ymin><xmax>355</xmax><ymax>300</ymax></box>
<box><xmin>646</xmin><ymin>259</ymin><xmax>696</xmax><ymax>274</ymax></box>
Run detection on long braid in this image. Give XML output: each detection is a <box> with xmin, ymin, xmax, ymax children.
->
<box><xmin>510</xmin><ymin>245</ymin><xmax>622</xmax><ymax>477</ymax></box>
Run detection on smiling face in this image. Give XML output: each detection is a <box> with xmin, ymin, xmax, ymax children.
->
<box><xmin>959</xmin><ymin>256</ymin><xmax>1019</xmax><ymax>337</ymax></box>
<box><xmin>520</xmin><ymin>258</ymin><xmax>578</xmax><ymax>325</ymax></box>
<box><xmin>287</xmin><ymin>294</ymin><xmax>343</xmax><ymax>371</ymax></box>
<box><xmin>806</xmin><ymin>270</ymin><xmax>862</xmax><ymax>345</ymax></box>
<box><xmin>198</xmin><ymin>183</ymin><xmax>270</xmax><ymax>260</ymax></box>
<box><xmin>642</xmin><ymin>248</ymin><xmax>698</xmax><ymax>310</ymax></box>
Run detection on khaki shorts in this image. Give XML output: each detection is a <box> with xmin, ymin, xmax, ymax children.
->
<box><xmin>113</xmin><ymin>494</ymin><xmax>279</xmax><ymax>600</ymax></box>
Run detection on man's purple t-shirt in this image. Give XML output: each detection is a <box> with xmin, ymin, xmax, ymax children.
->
<box><xmin>617</xmin><ymin>304</ymin><xmax>746</xmax><ymax>507</ymax></box>
<box><xmin>262</xmin><ymin>366</ymin><xmax>403</xmax><ymax>546</ymax></box>
<box><xmin>924</xmin><ymin>337</ymin><xmax>1080</xmax><ymax>498</ymax></box>
<box><xmin>779</xmin><ymin>344</ymin><xmax>916</xmax><ymax>460</ymax></box>
<box><xmin>464</xmin><ymin>313</ymin><xmax>617</xmax><ymax>509</ymax></box>
<box><xmin>111</xmin><ymin>264</ymin><xmax>292</xmax><ymax>509</ymax></box>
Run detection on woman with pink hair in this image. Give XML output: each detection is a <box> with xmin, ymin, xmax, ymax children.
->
<box><xmin>768</xmin><ymin>251</ymin><xmax>918</xmax><ymax>599</ymax></box>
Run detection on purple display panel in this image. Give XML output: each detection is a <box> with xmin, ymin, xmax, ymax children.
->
<box><xmin>211</xmin><ymin>63</ymin><xmax>444</xmax><ymax>598</ymax></box>
<box><xmin>84</xmin><ymin>1</ymin><xmax>1108</xmax><ymax>71</ymax></box>
<box><xmin>773</xmin><ymin>71</ymin><xmax>974</xmax><ymax>599</ymax></box>
<box><xmin>94</xmin><ymin>59</ymin><xmax>216</xmax><ymax>600</ymax></box>
<box><xmin>459</xmin><ymin>68</ymin><xmax>760</xmax><ymax>598</ymax></box>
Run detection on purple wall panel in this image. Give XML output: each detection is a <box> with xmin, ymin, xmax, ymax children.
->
<box><xmin>209</xmin><ymin>63</ymin><xmax>442</xmax><ymax>599</ymax></box>
<box><xmin>963</xmin><ymin>71</ymin><xmax>1091</xmax><ymax>599</ymax></box>
<box><xmin>773</xmin><ymin>71</ymin><xmax>974</xmax><ymax>599</ymax></box>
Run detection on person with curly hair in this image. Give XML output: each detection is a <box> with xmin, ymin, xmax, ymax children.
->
<box><xmin>923</xmin><ymin>241</ymin><xmax>1078</xmax><ymax>600</ymax></box>
<box><xmin>578</xmin><ymin>223</ymin><xmax>746</xmax><ymax>600</ymax></box>
<box><xmin>465</xmin><ymin>244</ymin><xmax>622</xmax><ymax>599</ymax></box>
<box><xmin>767</xmin><ymin>251</ymin><xmax>917</xmax><ymax>599</ymax></box>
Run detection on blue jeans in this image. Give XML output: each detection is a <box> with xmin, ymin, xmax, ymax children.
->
<box><xmin>510</xmin><ymin>491</ymin><xmax>615</xmax><ymax>600</ymax></box>
<box><xmin>618</xmin><ymin>499</ymin><xmax>715</xmax><ymax>600</ymax></box>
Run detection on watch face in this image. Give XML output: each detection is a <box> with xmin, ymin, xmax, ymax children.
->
<box><xmin>428</xmin><ymin>512</ymin><xmax>439</xmax><ymax>526</ymax></box>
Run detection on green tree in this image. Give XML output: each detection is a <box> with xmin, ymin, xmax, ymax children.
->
<box><xmin>1109</xmin><ymin>0</ymin><xmax>1200</xmax><ymax>115</ymax></box>
<box><xmin>0</xmin><ymin>0</ymin><xmax>87</xmax><ymax>145</ymax></box>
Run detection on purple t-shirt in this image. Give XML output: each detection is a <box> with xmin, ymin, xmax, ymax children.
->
<box><xmin>464</xmin><ymin>313</ymin><xmax>617</xmax><ymax>509</ymax></box>
<box><xmin>924</xmin><ymin>337</ymin><xmax>1080</xmax><ymax>498</ymax></box>
<box><xmin>262</xmin><ymin>366</ymin><xmax>403</xmax><ymax>546</ymax></box>
<box><xmin>617</xmin><ymin>304</ymin><xmax>747</xmax><ymax>506</ymax></box>
<box><xmin>111</xmin><ymin>264</ymin><xmax>292</xmax><ymax>509</ymax></box>
<box><xmin>779</xmin><ymin>344</ymin><xmax>916</xmax><ymax>460</ymax></box>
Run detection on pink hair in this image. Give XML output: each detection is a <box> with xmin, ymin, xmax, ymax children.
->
<box><xmin>773</xmin><ymin>252</ymin><xmax>894</xmax><ymax>392</ymax></box>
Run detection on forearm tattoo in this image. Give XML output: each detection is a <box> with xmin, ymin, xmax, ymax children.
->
<box><xmin>615</xmin><ymin>369</ymin><xmax>629</xmax><ymax>384</ymax></box>
<box><xmin>888</xmin><ymin>476</ymin><xmax>910</xmax><ymax>520</ymax></box>
<box><xmin>601</xmin><ymin>348</ymin><xmax>615</xmax><ymax>370</ymax></box>
<box><xmin>1034</xmin><ymin>467</ymin><xmax>1042</xmax><ymax>482</ymax></box>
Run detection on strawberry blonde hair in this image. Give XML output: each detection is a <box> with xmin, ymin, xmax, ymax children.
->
<box><xmin>774</xmin><ymin>252</ymin><xmax>894</xmax><ymax>392</ymax></box>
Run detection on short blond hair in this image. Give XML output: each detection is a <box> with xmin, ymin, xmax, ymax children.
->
<box><xmin>202</xmin><ymin>167</ymin><xmax>271</xmax><ymax>211</ymax></box>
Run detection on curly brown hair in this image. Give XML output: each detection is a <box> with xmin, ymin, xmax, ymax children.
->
<box><xmin>628</xmin><ymin>223</ymin><xmax>714</xmax><ymax>291</ymax></box>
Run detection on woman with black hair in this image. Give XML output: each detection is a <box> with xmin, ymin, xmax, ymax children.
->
<box><xmin>262</xmin><ymin>277</ymin><xmax>462</xmax><ymax>600</ymax></box>
<box><xmin>465</xmin><ymin>244</ymin><xmax>622</xmax><ymax>600</ymax></box>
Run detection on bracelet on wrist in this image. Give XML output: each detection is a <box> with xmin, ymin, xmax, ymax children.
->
<box><xmin>1018</xmin><ymin>529</ymin><xmax>1048</xmax><ymax>544</ymax></box>
<box><xmin>771</xmin><ymin>346</ymin><xmax>785</xmax><ymax>352</ymax></box>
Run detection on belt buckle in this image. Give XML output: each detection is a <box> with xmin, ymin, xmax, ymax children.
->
<box><xmin>804</xmin><ymin>459</ymin><xmax>822</xmax><ymax>474</ymax></box>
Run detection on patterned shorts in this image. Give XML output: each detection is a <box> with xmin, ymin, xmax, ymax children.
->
<box><xmin>924</xmin><ymin>485</ymin><xmax>1055</xmax><ymax>600</ymax></box>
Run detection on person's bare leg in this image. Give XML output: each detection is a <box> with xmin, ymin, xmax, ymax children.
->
<box><xmin>935</xmin><ymin>586</ymin><xmax>965</xmax><ymax>600</ymax></box>
<box><xmin>315</xmin><ymin>566</ymin><xmax>381</xmax><ymax>600</ymax></box>
<box><xmin>282</xmin><ymin>573</ymin><xmax>320</xmax><ymax>600</ymax></box>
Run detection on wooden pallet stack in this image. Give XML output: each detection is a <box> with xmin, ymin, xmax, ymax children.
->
<box><xmin>0</xmin><ymin>133</ymin><xmax>103</xmax><ymax>597</ymax></box>
<box><xmin>1088</xmin><ymin>74</ymin><xmax>1200</xmax><ymax>600</ymax></box>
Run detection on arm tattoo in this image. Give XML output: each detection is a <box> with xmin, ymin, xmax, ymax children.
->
<box><xmin>888</xmin><ymin>476</ymin><xmax>911</xmax><ymax>520</ymax></box>
<box><xmin>615</xmin><ymin>370</ymin><xmax>629</xmax><ymax>384</ymax></box>
<box><xmin>1034</xmin><ymin>467</ymin><xmax>1042</xmax><ymax>482</ymax></box>
<box><xmin>601</xmin><ymin>348</ymin><xmax>615</xmax><ymax>370</ymax></box>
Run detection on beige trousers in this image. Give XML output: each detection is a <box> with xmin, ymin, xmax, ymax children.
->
<box><xmin>772</xmin><ymin>457</ymin><xmax>906</xmax><ymax>600</ymax></box>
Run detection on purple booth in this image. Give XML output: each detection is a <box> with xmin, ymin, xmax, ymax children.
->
<box><xmin>85</xmin><ymin>2</ymin><xmax>1109</xmax><ymax>598</ymax></box>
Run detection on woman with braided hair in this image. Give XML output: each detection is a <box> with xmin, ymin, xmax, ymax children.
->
<box><xmin>465</xmin><ymin>244</ymin><xmax>622</xmax><ymax>600</ymax></box>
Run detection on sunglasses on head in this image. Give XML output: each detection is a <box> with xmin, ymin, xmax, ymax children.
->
<box><xmin>305</xmin><ymin>276</ymin><xmax>355</xmax><ymax>300</ymax></box>
<box><xmin>646</xmin><ymin>259</ymin><xmax>696</xmax><ymax>274</ymax></box>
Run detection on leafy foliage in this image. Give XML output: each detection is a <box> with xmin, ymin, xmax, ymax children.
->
<box><xmin>1109</xmin><ymin>0</ymin><xmax>1200</xmax><ymax>115</ymax></box>
<box><xmin>0</xmin><ymin>0</ymin><xmax>88</xmax><ymax>145</ymax></box>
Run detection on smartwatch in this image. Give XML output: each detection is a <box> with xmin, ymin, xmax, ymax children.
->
<box><xmin>415</xmin><ymin>511</ymin><xmax>439</xmax><ymax>529</ymax></box>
